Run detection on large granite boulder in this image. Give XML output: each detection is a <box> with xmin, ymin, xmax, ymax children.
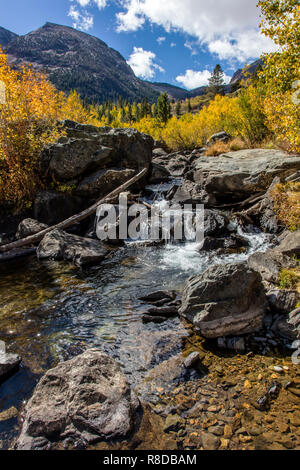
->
<box><xmin>275</xmin><ymin>230</ymin><xmax>300</xmax><ymax>257</ymax></box>
<box><xmin>40</xmin><ymin>137</ymin><xmax>112</xmax><ymax>181</ymax></box>
<box><xmin>39</xmin><ymin>121</ymin><xmax>154</xmax><ymax>182</ymax></box>
<box><xmin>248</xmin><ymin>250</ymin><xmax>297</xmax><ymax>283</ymax></box>
<box><xmin>37</xmin><ymin>229</ymin><xmax>108</xmax><ymax>267</ymax></box>
<box><xmin>267</xmin><ymin>289</ymin><xmax>300</xmax><ymax>314</ymax></box>
<box><xmin>16</xmin><ymin>218</ymin><xmax>48</xmax><ymax>240</ymax></box>
<box><xmin>75</xmin><ymin>168</ymin><xmax>135</xmax><ymax>198</ymax></box>
<box><xmin>16</xmin><ymin>349</ymin><xmax>139</xmax><ymax>450</ymax></box>
<box><xmin>193</xmin><ymin>149</ymin><xmax>300</xmax><ymax>201</ymax></box>
<box><xmin>179</xmin><ymin>263</ymin><xmax>267</xmax><ymax>338</ymax></box>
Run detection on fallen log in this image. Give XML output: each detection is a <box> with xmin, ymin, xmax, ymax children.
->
<box><xmin>0</xmin><ymin>168</ymin><xmax>148</xmax><ymax>254</ymax></box>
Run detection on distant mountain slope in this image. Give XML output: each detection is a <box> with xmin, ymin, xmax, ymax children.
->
<box><xmin>145</xmin><ymin>82</ymin><xmax>191</xmax><ymax>100</ymax></box>
<box><xmin>4</xmin><ymin>22</ymin><xmax>159</xmax><ymax>104</ymax></box>
<box><xmin>230</xmin><ymin>59</ymin><xmax>263</xmax><ymax>85</ymax></box>
<box><xmin>147</xmin><ymin>83</ymin><xmax>231</xmax><ymax>100</ymax></box>
<box><xmin>0</xmin><ymin>26</ymin><xmax>18</xmax><ymax>47</ymax></box>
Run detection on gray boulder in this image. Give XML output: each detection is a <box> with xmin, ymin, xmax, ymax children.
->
<box><xmin>267</xmin><ymin>289</ymin><xmax>300</xmax><ymax>314</ymax></box>
<box><xmin>179</xmin><ymin>263</ymin><xmax>267</xmax><ymax>338</ymax></box>
<box><xmin>288</xmin><ymin>307</ymin><xmax>300</xmax><ymax>339</ymax></box>
<box><xmin>37</xmin><ymin>229</ymin><xmax>108</xmax><ymax>267</ymax></box>
<box><xmin>75</xmin><ymin>168</ymin><xmax>135</xmax><ymax>198</ymax></box>
<box><xmin>16</xmin><ymin>349</ymin><xmax>139</xmax><ymax>450</ymax></box>
<box><xmin>0</xmin><ymin>350</ymin><xmax>21</xmax><ymax>380</ymax></box>
<box><xmin>204</xmin><ymin>209</ymin><xmax>229</xmax><ymax>236</ymax></box>
<box><xmin>193</xmin><ymin>149</ymin><xmax>300</xmax><ymax>200</ymax></box>
<box><xmin>40</xmin><ymin>137</ymin><xmax>112</xmax><ymax>181</ymax></box>
<box><xmin>39</xmin><ymin>122</ymin><xmax>154</xmax><ymax>182</ymax></box>
<box><xmin>206</xmin><ymin>131</ymin><xmax>231</xmax><ymax>145</ymax></box>
<box><xmin>148</xmin><ymin>163</ymin><xmax>170</xmax><ymax>184</ymax></box>
<box><xmin>16</xmin><ymin>218</ymin><xmax>48</xmax><ymax>240</ymax></box>
<box><xmin>248</xmin><ymin>250</ymin><xmax>297</xmax><ymax>283</ymax></box>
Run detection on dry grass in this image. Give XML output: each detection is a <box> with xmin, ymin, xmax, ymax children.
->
<box><xmin>270</xmin><ymin>182</ymin><xmax>300</xmax><ymax>232</ymax></box>
<box><xmin>205</xmin><ymin>137</ymin><xmax>248</xmax><ymax>156</ymax></box>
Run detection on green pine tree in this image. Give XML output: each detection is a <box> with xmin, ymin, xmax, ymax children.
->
<box><xmin>207</xmin><ymin>64</ymin><xmax>225</xmax><ymax>96</ymax></box>
<box><xmin>157</xmin><ymin>92</ymin><xmax>171</xmax><ymax>124</ymax></box>
<box><xmin>175</xmin><ymin>100</ymin><xmax>182</xmax><ymax>117</ymax></box>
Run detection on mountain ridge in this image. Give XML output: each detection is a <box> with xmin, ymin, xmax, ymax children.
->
<box><xmin>3</xmin><ymin>22</ymin><xmax>159</xmax><ymax>104</ymax></box>
<box><xmin>0</xmin><ymin>22</ymin><xmax>262</xmax><ymax>103</ymax></box>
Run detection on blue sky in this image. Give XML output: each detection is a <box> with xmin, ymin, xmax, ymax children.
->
<box><xmin>0</xmin><ymin>0</ymin><xmax>276</xmax><ymax>89</ymax></box>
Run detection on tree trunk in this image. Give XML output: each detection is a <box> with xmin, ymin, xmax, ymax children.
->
<box><xmin>0</xmin><ymin>168</ymin><xmax>148</xmax><ymax>254</ymax></box>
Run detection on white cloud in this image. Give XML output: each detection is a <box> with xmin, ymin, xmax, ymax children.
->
<box><xmin>116</xmin><ymin>0</ymin><xmax>277</xmax><ymax>62</ymax></box>
<box><xmin>176</xmin><ymin>69</ymin><xmax>231</xmax><ymax>90</ymax></box>
<box><xmin>73</xmin><ymin>0</ymin><xmax>108</xmax><ymax>8</ymax></box>
<box><xmin>170</xmin><ymin>42</ymin><xmax>176</xmax><ymax>48</ymax></box>
<box><xmin>69</xmin><ymin>0</ymin><xmax>108</xmax><ymax>31</ymax></box>
<box><xmin>184</xmin><ymin>40</ymin><xmax>198</xmax><ymax>56</ymax></box>
<box><xmin>127</xmin><ymin>47</ymin><xmax>165</xmax><ymax>79</ymax></box>
<box><xmin>68</xmin><ymin>5</ymin><xmax>94</xmax><ymax>31</ymax></box>
<box><xmin>157</xmin><ymin>36</ymin><xmax>166</xmax><ymax>45</ymax></box>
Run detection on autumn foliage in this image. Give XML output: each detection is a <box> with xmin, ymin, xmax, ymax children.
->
<box><xmin>0</xmin><ymin>48</ymin><xmax>98</xmax><ymax>208</ymax></box>
<box><xmin>0</xmin><ymin>1</ymin><xmax>299</xmax><ymax>210</ymax></box>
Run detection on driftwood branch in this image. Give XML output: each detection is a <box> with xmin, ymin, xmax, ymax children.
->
<box><xmin>0</xmin><ymin>168</ymin><xmax>148</xmax><ymax>254</ymax></box>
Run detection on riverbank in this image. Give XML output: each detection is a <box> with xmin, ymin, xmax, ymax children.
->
<box><xmin>0</xmin><ymin>124</ymin><xmax>299</xmax><ymax>450</ymax></box>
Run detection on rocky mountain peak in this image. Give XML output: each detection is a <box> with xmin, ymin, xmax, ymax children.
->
<box><xmin>4</xmin><ymin>22</ymin><xmax>158</xmax><ymax>104</ymax></box>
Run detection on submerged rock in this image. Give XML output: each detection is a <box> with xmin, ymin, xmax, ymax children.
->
<box><xmin>0</xmin><ymin>350</ymin><xmax>21</xmax><ymax>381</ymax></box>
<box><xmin>139</xmin><ymin>290</ymin><xmax>177</xmax><ymax>303</ymax></box>
<box><xmin>16</xmin><ymin>349</ymin><xmax>139</xmax><ymax>450</ymax></box>
<box><xmin>179</xmin><ymin>263</ymin><xmax>267</xmax><ymax>338</ymax></box>
<box><xmin>37</xmin><ymin>229</ymin><xmax>108</xmax><ymax>267</ymax></box>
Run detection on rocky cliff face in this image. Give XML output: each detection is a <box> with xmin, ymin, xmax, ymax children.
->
<box><xmin>0</xmin><ymin>26</ymin><xmax>18</xmax><ymax>47</ymax></box>
<box><xmin>4</xmin><ymin>22</ymin><xmax>159</xmax><ymax>104</ymax></box>
<box><xmin>230</xmin><ymin>59</ymin><xmax>263</xmax><ymax>85</ymax></box>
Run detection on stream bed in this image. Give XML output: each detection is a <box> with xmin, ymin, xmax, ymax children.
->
<box><xmin>0</xmin><ymin>184</ymin><xmax>299</xmax><ymax>450</ymax></box>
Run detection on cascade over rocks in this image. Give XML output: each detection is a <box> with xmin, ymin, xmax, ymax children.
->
<box><xmin>16</xmin><ymin>349</ymin><xmax>139</xmax><ymax>450</ymax></box>
<box><xmin>179</xmin><ymin>263</ymin><xmax>267</xmax><ymax>338</ymax></box>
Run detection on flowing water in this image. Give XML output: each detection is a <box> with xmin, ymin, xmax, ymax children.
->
<box><xmin>0</xmin><ymin>182</ymin><xmax>288</xmax><ymax>449</ymax></box>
